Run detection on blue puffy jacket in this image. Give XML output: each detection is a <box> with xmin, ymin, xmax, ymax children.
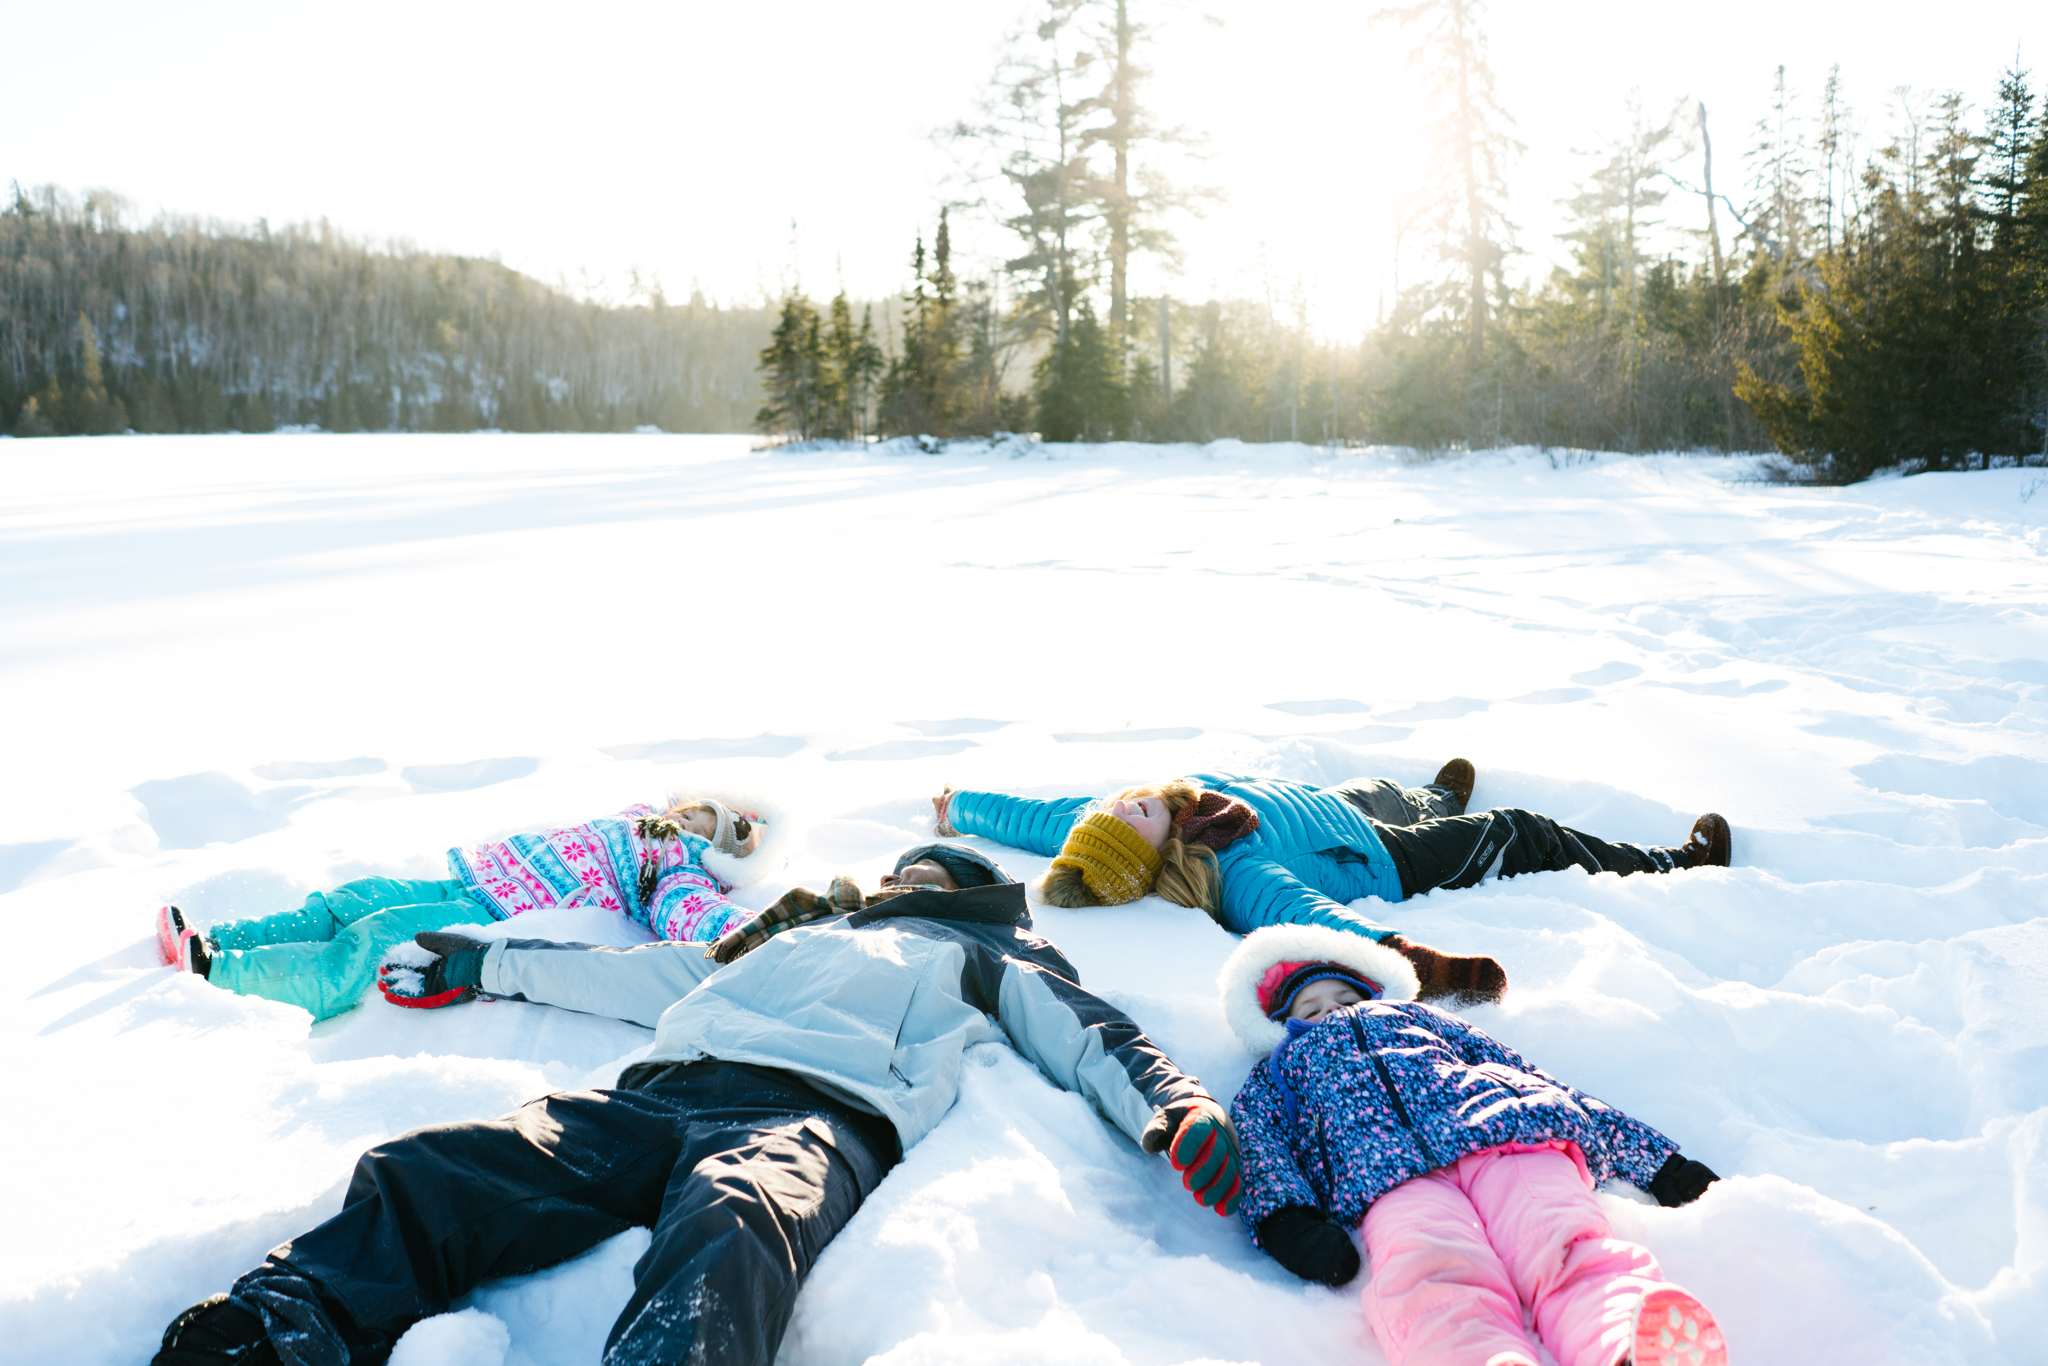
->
<box><xmin>948</xmin><ymin>773</ymin><xmax>1406</xmax><ymax>940</ymax></box>
<box><xmin>1231</xmin><ymin>1000</ymin><xmax>1679</xmax><ymax>1235</ymax></box>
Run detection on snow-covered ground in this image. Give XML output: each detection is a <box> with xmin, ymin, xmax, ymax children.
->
<box><xmin>4</xmin><ymin>433</ymin><xmax>2045</xmax><ymax>1366</ymax></box>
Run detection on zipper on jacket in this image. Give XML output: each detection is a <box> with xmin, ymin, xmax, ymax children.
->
<box><xmin>1352</xmin><ymin>1014</ymin><xmax>1438</xmax><ymax>1167</ymax></box>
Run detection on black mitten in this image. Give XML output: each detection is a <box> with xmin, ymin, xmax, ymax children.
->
<box><xmin>1647</xmin><ymin>1154</ymin><xmax>1719</xmax><ymax>1207</ymax></box>
<box><xmin>1256</xmin><ymin>1206</ymin><xmax>1361</xmax><ymax>1286</ymax></box>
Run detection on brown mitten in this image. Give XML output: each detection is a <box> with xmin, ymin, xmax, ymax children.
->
<box><xmin>1385</xmin><ymin>935</ymin><xmax>1508</xmax><ymax>1005</ymax></box>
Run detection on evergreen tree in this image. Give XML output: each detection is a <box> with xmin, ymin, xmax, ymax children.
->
<box><xmin>755</xmin><ymin>293</ymin><xmax>838</xmax><ymax>440</ymax></box>
<box><xmin>824</xmin><ymin>292</ymin><xmax>884</xmax><ymax>440</ymax></box>
<box><xmin>1035</xmin><ymin>296</ymin><xmax>1127</xmax><ymax>439</ymax></box>
<box><xmin>1735</xmin><ymin>95</ymin><xmax>2026</xmax><ymax>477</ymax></box>
<box><xmin>1074</xmin><ymin>0</ymin><xmax>1208</xmax><ymax>345</ymax></box>
<box><xmin>879</xmin><ymin>215</ymin><xmax>968</xmax><ymax>436</ymax></box>
<box><xmin>1374</xmin><ymin>0</ymin><xmax>1523</xmax><ymax>358</ymax></box>
<box><xmin>1743</xmin><ymin>65</ymin><xmax>1812</xmax><ymax>262</ymax></box>
<box><xmin>1982</xmin><ymin>60</ymin><xmax>2038</xmax><ymax>248</ymax></box>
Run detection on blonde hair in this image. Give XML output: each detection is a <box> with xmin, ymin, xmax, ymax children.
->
<box><xmin>1036</xmin><ymin>779</ymin><xmax>1223</xmax><ymax>919</ymax></box>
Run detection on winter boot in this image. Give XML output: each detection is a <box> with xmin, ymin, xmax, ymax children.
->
<box><xmin>1431</xmin><ymin>758</ymin><xmax>1476</xmax><ymax>812</ymax></box>
<box><xmin>158</xmin><ymin>906</ymin><xmax>214</xmax><ymax>977</ymax></box>
<box><xmin>1675</xmin><ymin>814</ymin><xmax>1731</xmax><ymax>869</ymax></box>
<box><xmin>155</xmin><ymin>905</ymin><xmax>189</xmax><ymax>966</ymax></box>
<box><xmin>1384</xmin><ymin>935</ymin><xmax>1507</xmax><ymax>1004</ymax></box>
<box><xmin>1627</xmin><ymin>1285</ymin><xmax>1727</xmax><ymax>1366</ymax></box>
<box><xmin>153</xmin><ymin>1294</ymin><xmax>279</xmax><ymax>1366</ymax></box>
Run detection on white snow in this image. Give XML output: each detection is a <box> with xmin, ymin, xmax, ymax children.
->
<box><xmin>3</xmin><ymin>433</ymin><xmax>2045</xmax><ymax>1365</ymax></box>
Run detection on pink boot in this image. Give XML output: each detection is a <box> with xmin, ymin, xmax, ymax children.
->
<box><xmin>1628</xmin><ymin>1286</ymin><xmax>1726</xmax><ymax>1366</ymax></box>
<box><xmin>154</xmin><ymin>905</ymin><xmax>188</xmax><ymax>966</ymax></box>
<box><xmin>155</xmin><ymin>905</ymin><xmax>211</xmax><ymax>975</ymax></box>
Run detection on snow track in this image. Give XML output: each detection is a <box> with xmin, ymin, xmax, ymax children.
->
<box><xmin>3</xmin><ymin>433</ymin><xmax>2044</xmax><ymax>1364</ymax></box>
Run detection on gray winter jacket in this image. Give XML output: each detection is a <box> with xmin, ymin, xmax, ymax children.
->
<box><xmin>477</xmin><ymin>883</ymin><xmax>1210</xmax><ymax>1151</ymax></box>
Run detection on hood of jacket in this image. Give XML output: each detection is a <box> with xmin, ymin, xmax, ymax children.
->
<box><xmin>1217</xmin><ymin>922</ymin><xmax>1419</xmax><ymax>1053</ymax></box>
<box><xmin>689</xmin><ymin>789</ymin><xmax>797</xmax><ymax>890</ymax></box>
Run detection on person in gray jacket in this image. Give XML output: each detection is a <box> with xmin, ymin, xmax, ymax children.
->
<box><xmin>152</xmin><ymin>846</ymin><xmax>1241</xmax><ymax>1366</ymax></box>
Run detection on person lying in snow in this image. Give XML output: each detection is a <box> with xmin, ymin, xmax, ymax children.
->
<box><xmin>151</xmin><ymin>795</ymin><xmax>782</xmax><ymax>1021</ymax></box>
<box><xmin>152</xmin><ymin>845</ymin><xmax>1243</xmax><ymax>1366</ymax></box>
<box><xmin>935</xmin><ymin>763</ymin><xmax>1732</xmax><ymax>1003</ymax></box>
<box><xmin>1220</xmin><ymin>923</ymin><xmax>1726</xmax><ymax>1366</ymax></box>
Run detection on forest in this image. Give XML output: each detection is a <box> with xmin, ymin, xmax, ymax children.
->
<box><xmin>0</xmin><ymin>189</ymin><xmax>770</xmax><ymax>437</ymax></box>
<box><xmin>7</xmin><ymin>0</ymin><xmax>2048</xmax><ymax>482</ymax></box>
<box><xmin>760</xmin><ymin>1</ymin><xmax>2048</xmax><ymax>481</ymax></box>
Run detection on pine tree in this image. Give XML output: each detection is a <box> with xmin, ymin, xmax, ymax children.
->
<box><xmin>1075</xmin><ymin>0</ymin><xmax>1207</xmax><ymax>345</ymax></box>
<box><xmin>1743</xmin><ymin>65</ymin><xmax>1811</xmax><ymax>262</ymax></box>
<box><xmin>1034</xmin><ymin>295</ymin><xmax>1127</xmax><ymax>440</ymax></box>
<box><xmin>1735</xmin><ymin>94</ymin><xmax>2020</xmax><ymax>477</ymax></box>
<box><xmin>879</xmin><ymin>217</ymin><xmax>968</xmax><ymax>436</ymax></box>
<box><xmin>755</xmin><ymin>293</ymin><xmax>837</xmax><ymax>440</ymax></box>
<box><xmin>824</xmin><ymin>292</ymin><xmax>884</xmax><ymax>440</ymax></box>
<box><xmin>1815</xmin><ymin>65</ymin><xmax>1850</xmax><ymax>254</ymax></box>
<box><xmin>1982</xmin><ymin>59</ymin><xmax>2038</xmax><ymax>249</ymax></box>
<box><xmin>1375</xmin><ymin>0</ymin><xmax>1522</xmax><ymax>359</ymax></box>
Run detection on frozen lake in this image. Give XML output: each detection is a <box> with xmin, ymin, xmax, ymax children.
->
<box><xmin>3</xmin><ymin>432</ymin><xmax>2045</xmax><ymax>1364</ymax></box>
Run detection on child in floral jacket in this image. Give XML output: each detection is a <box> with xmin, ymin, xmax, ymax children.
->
<box><xmin>1220</xmin><ymin>923</ymin><xmax>1727</xmax><ymax>1366</ymax></box>
<box><xmin>154</xmin><ymin>795</ymin><xmax>781</xmax><ymax>1021</ymax></box>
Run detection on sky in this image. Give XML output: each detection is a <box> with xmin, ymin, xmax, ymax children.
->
<box><xmin>5</xmin><ymin>0</ymin><xmax>2043</xmax><ymax>337</ymax></box>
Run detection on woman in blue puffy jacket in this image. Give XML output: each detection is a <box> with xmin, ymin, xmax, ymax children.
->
<box><xmin>934</xmin><ymin>763</ymin><xmax>1729</xmax><ymax>1001</ymax></box>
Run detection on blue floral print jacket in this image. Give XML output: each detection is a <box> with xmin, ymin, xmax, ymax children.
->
<box><xmin>1230</xmin><ymin>1000</ymin><xmax>1679</xmax><ymax>1237</ymax></box>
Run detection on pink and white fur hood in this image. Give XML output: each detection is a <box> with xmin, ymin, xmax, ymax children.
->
<box><xmin>1216</xmin><ymin>923</ymin><xmax>1420</xmax><ymax>1053</ymax></box>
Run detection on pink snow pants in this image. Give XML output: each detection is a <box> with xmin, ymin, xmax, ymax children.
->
<box><xmin>1359</xmin><ymin>1142</ymin><xmax>1666</xmax><ymax>1366</ymax></box>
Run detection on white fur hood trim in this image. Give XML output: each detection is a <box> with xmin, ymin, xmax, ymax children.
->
<box><xmin>1216</xmin><ymin>923</ymin><xmax>1420</xmax><ymax>1053</ymax></box>
<box><xmin>687</xmin><ymin>790</ymin><xmax>798</xmax><ymax>890</ymax></box>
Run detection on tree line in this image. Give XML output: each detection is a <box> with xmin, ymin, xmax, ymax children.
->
<box><xmin>10</xmin><ymin>0</ymin><xmax>2046</xmax><ymax>476</ymax></box>
<box><xmin>757</xmin><ymin>0</ymin><xmax>2048</xmax><ymax>479</ymax></box>
<box><xmin>3</xmin><ymin>185</ymin><xmax>772</xmax><ymax>437</ymax></box>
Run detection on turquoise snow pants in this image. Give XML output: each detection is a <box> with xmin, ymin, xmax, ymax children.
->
<box><xmin>206</xmin><ymin>877</ymin><xmax>492</xmax><ymax>1022</ymax></box>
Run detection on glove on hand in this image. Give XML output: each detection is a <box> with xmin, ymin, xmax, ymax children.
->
<box><xmin>1140</xmin><ymin>1097</ymin><xmax>1242</xmax><ymax>1217</ymax></box>
<box><xmin>1256</xmin><ymin>1205</ymin><xmax>1362</xmax><ymax>1286</ymax></box>
<box><xmin>1647</xmin><ymin>1153</ymin><xmax>1719</xmax><ymax>1207</ymax></box>
<box><xmin>378</xmin><ymin>931</ymin><xmax>489</xmax><ymax>1009</ymax></box>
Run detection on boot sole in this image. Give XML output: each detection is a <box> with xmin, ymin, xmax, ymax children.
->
<box><xmin>1631</xmin><ymin>1285</ymin><xmax>1727</xmax><ymax>1366</ymax></box>
<box><xmin>155</xmin><ymin>906</ymin><xmax>186</xmax><ymax>967</ymax></box>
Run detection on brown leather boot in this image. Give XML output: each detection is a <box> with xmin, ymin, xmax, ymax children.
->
<box><xmin>1385</xmin><ymin>935</ymin><xmax>1508</xmax><ymax>1005</ymax></box>
<box><xmin>1677</xmin><ymin>813</ymin><xmax>1732</xmax><ymax>868</ymax></box>
<box><xmin>1432</xmin><ymin>758</ymin><xmax>1476</xmax><ymax>811</ymax></box>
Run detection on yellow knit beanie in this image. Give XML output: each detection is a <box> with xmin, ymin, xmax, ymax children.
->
<box><xmin>1051</xmin><ymin>811</ymin><xmax>1165</xmax><ymax>905</ymax></box>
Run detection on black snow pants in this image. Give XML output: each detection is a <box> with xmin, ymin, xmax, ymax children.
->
<box><xmin>1367</xmin><ymin>806</ymin><xmax>1684</xmax><ymax>899</ymax></box>
<box><xmin>270</xmin><ymin>1059</ymin><xmax>899</xmax><ymax>1366</ymax></box>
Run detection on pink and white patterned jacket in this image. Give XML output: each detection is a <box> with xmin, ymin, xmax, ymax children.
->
<box><xmin>447</xmin><ymin>803</ymin><xmax>756</xmax><ymax>943</ymax></box>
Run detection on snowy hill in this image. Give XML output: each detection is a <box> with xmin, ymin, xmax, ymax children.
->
<box><xmin>3</xmin><ymin>433</ymin><xmax>2044</xmax><ymax>1365</ymax></box>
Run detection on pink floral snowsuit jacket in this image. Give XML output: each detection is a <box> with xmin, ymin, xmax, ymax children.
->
<box><xmin>447</xmin><ymin>803</ymin><xmax>754</xmax><ymax>943</ymax></box>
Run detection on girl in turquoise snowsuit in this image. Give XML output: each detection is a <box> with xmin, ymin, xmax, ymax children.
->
<box><xmin>154</xmin><ymin>797</ymin><xmax>769</xmax><ymax>1021</ymax></box>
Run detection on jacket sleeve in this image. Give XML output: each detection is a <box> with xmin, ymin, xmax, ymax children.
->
<box><xmin>1429</xmin><ymin>1005</ymin><xmax>1680</xmax><ymax>1188</ymax></box>
<box><xmin>948</xmin><ymin>790</ymin><xmax>1092</xmax><ymax>855</ymax></box>
<box><xmin>480</xmin><ymin>938</ymin><xmax>718</xmax><ymax>1028</ymax></box>
<box><xmin>647</xmin><ymin>863</ymin><xmax>757</xmax><ymax>943</ymax></box>
<box><xmin>1231</xmin><ymin>1067</ymin><xmax>1322</xmax><ymax>1237</ymax></box>
<box><xmin>988</xmin><ymin>945</ymin><xmax>1210</xmax><ymax>1146</ymax></box>
<box><xmin>1216</xmin><ymin>851</ymin><xmax>1400</xmax><ymax>940</ymax></box>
